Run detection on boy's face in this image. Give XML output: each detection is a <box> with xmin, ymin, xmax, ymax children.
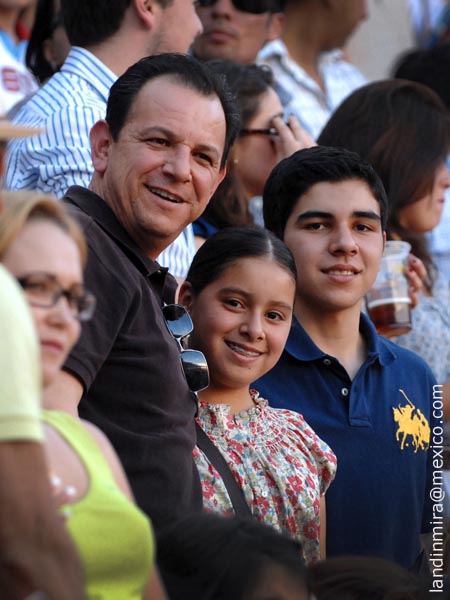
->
<box><xmin>283</xmin><ymin>179</ymin><xmax>385</xmax><ymax>317</ymax></box>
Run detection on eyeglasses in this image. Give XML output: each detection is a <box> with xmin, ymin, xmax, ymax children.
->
<box><xmin>17</xmin><ymin>272</ymin><xmax>96</xmax><ymax>322</ymax></box>
<box><xmin>162</xmin><ymin>303</ymin><xmax>210</xmax><ymax>393</ymax></box>
<box><xmin>196</xmin><ymin>0</ymin><xmax>281</xmax><ymax>15</ymax></box>
<box><xmin>239</xmin><ymin>127</ymin><xmax>278</xmax><ymax>137</ymax></box>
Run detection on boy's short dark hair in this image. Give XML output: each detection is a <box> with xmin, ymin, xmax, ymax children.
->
<box><xmin>263</xmin><ymin>145</ymin><xmax>388</xmax><ymax>239</ymax></box>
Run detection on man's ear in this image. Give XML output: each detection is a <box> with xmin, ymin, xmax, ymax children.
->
<box><xmin>382</xmin><ymin>230</ymin><xmax>387</xmax><ymax>250</ymax></box>
<box><xmin>267</xmin><ymin>12</ymin><xmax>285</xmax><ymax>42</ymax></box>
<box><xmin>210</xmin><ymin>165</ymin><xmax>227</xmax><ymax>198</ymax></box>
<box><xmin>178</xmin><ymin>281</ymin><xmax>195</xmax><ymax>313</ymax></box>
<box><xmin>133</xmin><ymin>0</ymin><xmax>157</xmax><ymax>29</ymax></box>
<box><xmin>90</xmin><ymin>120</ymin><xmax>113</xmax><ymax>174</ymax></box>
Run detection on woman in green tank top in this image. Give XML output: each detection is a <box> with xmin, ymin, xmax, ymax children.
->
<box><xmin>0</xmin><ymin>191</ymin><xmax>168</xmax><ymax>600</ymax></box>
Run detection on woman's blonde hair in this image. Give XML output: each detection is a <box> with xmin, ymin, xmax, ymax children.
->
<box><xmin>0</xmin><ymin>191</ymin><xmax>87</xmax><ymax>266</ymax></box>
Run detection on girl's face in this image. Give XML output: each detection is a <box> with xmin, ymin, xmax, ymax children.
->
<box><xmin>180</xmin><ymin>256</ymin><xmax>295</xmax><ymax>394</ymax></box>
<box><xmin>2</xmin><ymin>220</ymin><xmax>83</xmax><ymax>388</ymax></box>
<box><xmin>398</xmin><ymin>162</ymin><xmax>450</xmax><ymax>233</ymax></box>
<box><xmin>233</xmin><ymin>87</ymin><xmax>284</xmax><ymax>200</ymax></box>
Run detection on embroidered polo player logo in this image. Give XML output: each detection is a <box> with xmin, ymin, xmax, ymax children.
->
<box><xmin>392</xmin><ymin>389</ymin><xmax>430</xmax><ymax>453</ymax></box>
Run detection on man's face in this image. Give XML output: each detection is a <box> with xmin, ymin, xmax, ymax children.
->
<box><xmin>151</xmin><ymin>0</ymin><xmax>203</xmax><ymax>54</ymax></box>
<box><xmin>193</xmin><ymin>0</ymin><xmax>283</xmax><ymax>63</ymax></box>
<box><xmin>282</xmin><ymin>179</ymin><xmax>385</xmax><ymax>318</ymax></box>
<box><xmin>91</xmin><ymin>76</ymin><xmax>226</xmax><ymax>259</ymax></box>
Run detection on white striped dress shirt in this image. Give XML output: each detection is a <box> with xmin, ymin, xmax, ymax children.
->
<box><xmin>258</xmin><ymin>40</ymin><xmax>367</xmax><ymax>141</ymax></box>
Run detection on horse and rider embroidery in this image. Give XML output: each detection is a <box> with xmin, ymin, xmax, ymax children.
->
<box><xmin>392</xmin><ymin>389</ymin><xmax>430</xmax><ymax>453</ymax></box>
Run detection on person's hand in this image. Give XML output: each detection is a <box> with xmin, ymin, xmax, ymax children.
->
<box><xmin>270</xmin><ymin>114</ymin><xmax>316</xmax><ymax>163</ymax></box>
<box><xmin>405</xmin><ymin>254</ymin><xmax>427</xmax><ymax>308</ymax></box>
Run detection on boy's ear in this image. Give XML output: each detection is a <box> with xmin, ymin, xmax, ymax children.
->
<box><xmin>178</xmin><ymin>281</ymin><xmax>195</xmax><ymax>312</ymax></box>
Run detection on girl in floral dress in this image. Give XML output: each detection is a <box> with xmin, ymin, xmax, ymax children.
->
<box><xmin>179</xmin><ymin>227</ymin><xmax>337</xmax><ymax>563</ymax></box>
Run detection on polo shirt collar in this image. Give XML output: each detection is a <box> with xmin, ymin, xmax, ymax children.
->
<box><xmin>61</xmin><ymin>46</ymin><xmax>116</xmax><ymax>101</ymax></box>
<box><xmin>64</xmin><ymin>185</ymin><xmax>164</xmax><ymax>279</ymax></box>
<box><xmin>286</xmin><ymin>312</ymin><xmax>397</xmax><ymax>367</ymax></box>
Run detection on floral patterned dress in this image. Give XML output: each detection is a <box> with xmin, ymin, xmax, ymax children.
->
<box><xmin>193</xmin><ymin>390</ymin><xmax>337</xmax><ymax>563</ymax></box>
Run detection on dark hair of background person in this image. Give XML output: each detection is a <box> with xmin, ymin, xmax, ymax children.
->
<box><xmin>308</xmin><ymin>555</ymin><xmax>430</xmax><ymax>600</ymax></box>
<box><xmin>156</xmin><ymin>513</ymin><xmax>310</xmax><ymax>600</ymax></box>
<box><xmin>392</xmin><ymin>43</ymin><xmax>450</xmax><ymax>111</ymax></box>
<box><xmin>263</xmin><ymin>145</ymin><xmax>388</xmax><ymax>240</ymax></box>
<box><xmin>200</xmin><ymin>60</ymin><xmax>275</xmax><ymax>229</ymax></box>
<box><xmin>105</xmin><ymin>53</ymin><xmax>240</xmax><ymax>170</ymax></box>
<box><xmin>61</xmin><ymin>0</ymin><xmax>173</xmax><ymax>48</ymax></box>
<box><xmin>318</xmin><ymin>79</ymin><xmax>450</xmax><ymax>287</ymax></box>
<box><xmin>26</xmin><ymin>0</ymin><xmax>62</xmax><ymax>83</ymax></box>
<box><xmin>185</xmin><ymin>226</ymin><xmax>297</xmax><ymax>296</ymax></box>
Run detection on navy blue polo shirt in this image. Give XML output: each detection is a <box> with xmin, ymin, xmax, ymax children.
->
<box><xmin>254</xmin><ymin>314</ymin><xmax>437</xmax><ymax>569</ymax></box>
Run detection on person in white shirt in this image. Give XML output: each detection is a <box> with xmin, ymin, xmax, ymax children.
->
<box><xmin>258</xmin><ymin>0</ymin><xmax>368</xmax><ymax>140</ymax></box>
<box><xmin>0</xmin><ymin>0</ymin><xmax>38</xmax><ymax>114</ymax></box>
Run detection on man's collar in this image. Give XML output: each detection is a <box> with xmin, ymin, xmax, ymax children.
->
<box><xmin>286</xmin><ymin>312</ymin><xmax>397</xmax><ymax>367</ymax></box>
<box><xmin>60</xmin><ymin>47</ymin><xmax>117</xmax><ymax>100</ymax></box>
<box><xmin>63</xmin><ymin>185</ymin><xmax>163</xmax><ymax>279</ymax></box>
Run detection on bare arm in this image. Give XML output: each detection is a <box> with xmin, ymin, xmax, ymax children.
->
<box><xmin>43</xmin><ymin>370</ymin><xmax>84</xmax><ymax>417</ymax></box>
<box><xmin>82</xmin><ymin>421</ymin><xmax>134</xmax><ymax>501</ymax></box>
<box><xmin>82</xmin><ymin>422</ymin><xmax>169</xmax><ymax>600</ymax></box>
<box><xmin>143</xmin><ymin>567</ymin><xmax>169</xmax><ymax>600</ymax></box>
<box><xmin>0</xmin><ymin>441</ymin><xmax>86</xmax><ymax>600</ymax></box>
<box><xmin>319</xmin><ymin>495</ymin><xmax>326</xmax><ymax>559</ymax></box>
<box><xmin>442</xmin><ymin>381</ymin><xmax>450</xmax><ymax>421</ymax></box>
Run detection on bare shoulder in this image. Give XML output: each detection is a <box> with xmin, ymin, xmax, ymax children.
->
<box><xmin>80</xmin><ymin>419</ymin><xmax>134</xmax><ymax>501</ymax></box>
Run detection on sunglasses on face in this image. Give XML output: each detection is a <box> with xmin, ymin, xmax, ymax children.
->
<box><xmin>17</xmin><ymin>271</ymin><xmax>96</xmax><ymax>322</ymax></box>
<box><xmin>163</xmin><ymin>303</ymin><xmax>210</xmax><ymax>393</ymax></box>
<box><xmin>196</xmin><ymin>0</ymin><xmax>281</xmax><ymax>15</ymax></box>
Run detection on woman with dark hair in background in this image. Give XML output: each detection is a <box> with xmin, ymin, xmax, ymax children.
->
<box><xmin>193</xmin><ymin>60</ymin><xmax>314</xmax><ymax>247</ymax></box>
<box><xmin>318</xmin><ymin>79</ymin><xmax>450</xmax><ymax>419</ymax></box>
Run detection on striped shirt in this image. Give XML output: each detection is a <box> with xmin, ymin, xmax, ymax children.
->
<box><xmin>258</xmin><ymin>40</ymin><xmax>367</xmax><ymax>141</ymax></box>
<box><xmin>5</xmin><ymin>46</ymin><xmax>195</xmax><ymax>279</ymax></box>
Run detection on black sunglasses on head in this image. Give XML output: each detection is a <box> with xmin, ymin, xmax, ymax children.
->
<box><xmin>163</xmin><ymin>303</ymin><xmax>210</xmax><ymax>394</ymax></box>
<box><xmin>197</xmin><ymin>0</ymin><xmax>282</xmax><ymax>14</ymax></box>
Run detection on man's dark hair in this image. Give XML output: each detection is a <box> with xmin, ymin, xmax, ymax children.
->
<box><xmin>263</xmin><ymin>145</ymin><xmax>388</xmax><ymax>240</ymax></box>
<box><xmin>308</xmin><ymin>555</ymin><xmax>429</xmax><ymax>600</ymax></box>
<box><xmin>62</xmin><ymin>0</ymin><xmax>131</xmax><ymax>46</ymax></box>
<box><xmin>61</xmin><ymin>0</ymin><xmax>173</xmax><ymax>47</ymax></box>
<box><xmin>106</xmin><ymin>53</ymin><xmax>240</xmax><ymax>169</ymax></box>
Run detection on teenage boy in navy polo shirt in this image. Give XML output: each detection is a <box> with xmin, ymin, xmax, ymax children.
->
<box><xmin>255</xmin><ymin>146</ymin><xmax>437</xmax><ymax>572</ymax></box>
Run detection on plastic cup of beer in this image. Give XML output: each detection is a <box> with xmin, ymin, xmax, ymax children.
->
<box><xmin>365</xmin><ymin>240</ymin><xmax>412</xmax><ymax>337</ymax></box>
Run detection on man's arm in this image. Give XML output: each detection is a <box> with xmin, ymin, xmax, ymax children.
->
<box><xmin>0</xmin><ymin>442</ymin><xmax>86</xmax><ymax>600</ymax></box>
<box><xmin>43</xmin><ymin>370</ymin><xmax>84</xmax><ymax>417</ymax></box>
<box><xmin>5</xmin><ymin>105</ymin><xmax>98</xmax><ymax>196</ymax></box>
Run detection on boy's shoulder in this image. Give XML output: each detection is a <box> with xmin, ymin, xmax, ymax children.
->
<box><xmin>377</xmin><ymin>333</ymin><xmax>437</xmax><ymax>381</ymax></box>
